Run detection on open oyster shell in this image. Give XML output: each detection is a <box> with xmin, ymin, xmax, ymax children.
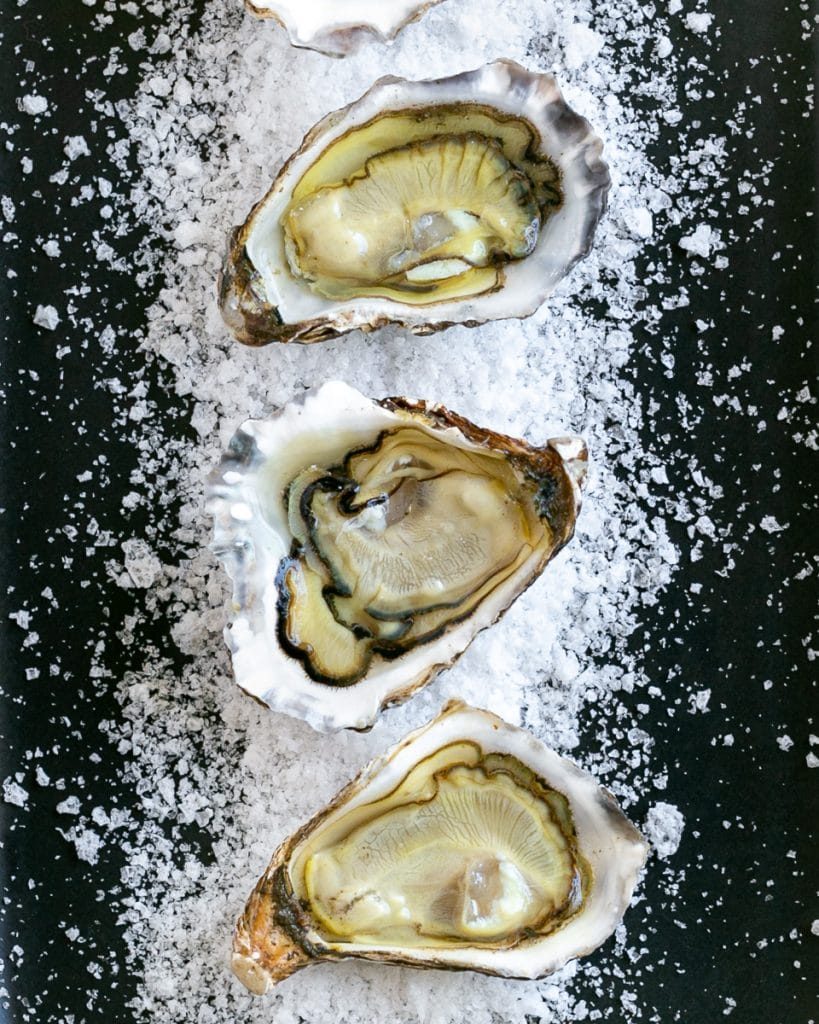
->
<box><xmin>207</xmin><ymin>382</ymin><xmax>587</xmax><ymax>732</ymax></box>
<box><xmin>219</xmin><ymin>60</ymin><xmax>610</xmax><ymax>346</ymax></box>
<box><xmin>232</xmin><ymin>701</ymin><xmax>648</xmax><ymax>993</ymax></box>
<box><xmin>244</xmin><ymin>0</ymin><xmax>446</xmax><ymax>56</ymax></box>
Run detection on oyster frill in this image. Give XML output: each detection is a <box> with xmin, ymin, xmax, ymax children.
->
<box><xmin>244</xmin><ymin>0</ymin><xmax>446</xmax><ymax>56</ymax></box>
<box><xmin>219</xmin><ymin>60</ymin><xmax>610</xmax><ymax>346</ymax></box>
<box><xmin>207</xmin><ymin>382</ymin><xmax>587</xmax><ymax>732</ymax></box>
<box><xmin>232</xmin><ymin>701</ymin><xmax>648</xmax><ymax>992</ymax></box>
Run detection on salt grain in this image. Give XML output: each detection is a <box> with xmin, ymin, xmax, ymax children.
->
<box><xmin>121</xmin><ymin>538</ymin><xmax>163</xmax><ymax>589</ymax></box>
<box><xmin>32</xmin><ymin>304</ymin><xmax>61</xmax><ymax>330</ymax></box>
<box><xmin>679</xmin><ymin>223</ymin><xmax>722</xmax><ymax>258</ymax></box>
<box><xmin>56</xmin><ymin>795</ymin><xmax>82</xmax><ymax>815</ymax></box>
<box><xmin>18</xmin><ymin>93</ymin><xmax>48</xmax><ymax>115</ymax></box>
<box><xmin>63</xmin><ymin>135</ymin><xmax>91</xmax><ymax>160</ymax></box>
<box><xmin>686</xmin><ymin>12</ymin><xmax>714</xmax><ymax>34</ymax></box>
<box><xmin>644</xmin><ymin>802</ymin><xmax>685</xmax><ymax>859</ymax></box>
<box><xmin>3</xmin><ymin>778</ymin><xmax>29</xmax><ymax>808</ymax></box>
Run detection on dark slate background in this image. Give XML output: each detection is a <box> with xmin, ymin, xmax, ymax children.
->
<box><xmin>1</xmin><ymin>2</ymin><xmax>816</xmax><ymax>1022</ymax></box>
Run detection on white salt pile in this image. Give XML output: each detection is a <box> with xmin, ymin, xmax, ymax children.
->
<box><xmin>8</xmin><ymin>0</ymin><xmax>756</xmax><ymax>1019</ymax></box>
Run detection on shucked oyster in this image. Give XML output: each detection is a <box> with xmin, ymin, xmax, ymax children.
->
<box><xmin>244</xmin><ymin>0</ymin><xmax>446</xmax><ymax>56</ymax></box>
<box><xmin>219</xmin><ymin>61</ymin><xmax>610</xmax><ymax>345</ymax></box>
<box><xmin>207</xmin><ymin>382</ymin><xmax>587</xmax><ymax>731</ymax></box>
<box><xmin>232</xmin><ymin>702</ymin><xmax>648</xmax><ymax>992</ymax></box>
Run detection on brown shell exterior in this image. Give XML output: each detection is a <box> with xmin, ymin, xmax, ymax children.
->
<box><xmin>233</xmin><ymin>846</ymin><xmax>311</xmax><ymax>991</ymax></box>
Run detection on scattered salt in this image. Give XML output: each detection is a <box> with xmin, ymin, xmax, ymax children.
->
<box><xmin>68</xmin><ymin>826</ymin><xmax>104</xmax><ymax>864</ymax></box>
<box><xmin>688</xmin><ymin>688</ymin><xmax>712</xmax><ymax>714</ymax></box>
<box><xmin>63</xmin><ymin>135</ymin><xmax>91</xmax><ymax>160</ymax></box>
<box><xmin>18</xmin><ymin>94</ymin><xmax>48</xmax><ymax>115</ymax></box>
<box><xmin>121</xmin><ymin>538</ymin><xmax>163</xmax><ymax>589</ymax></box>
<box><xmin>686</xmin><ymin>12</ymin><xmax>714</xmax><ymax>34</ymax></box>
<box><xmin>56</xmin><ymin>795</ymin><xmax>82</xmax><ymax>815</ymax></box>
<box><xmin>32</xmin><ymin>304</ymin><xmax>61</xmax><ymax>330</ymax></box>
<box><xmin>564</xmin><ymin>23</ymin><xmax>604</xmax><ymax>69</ymax></box>
<box><xmin>679</xmin><ymin>223</ymin><xmax>722</xmax><ymax>258</ymax></box>
<box><xmin>644</xmin><ymin>802</ymin><xmax>685</xmax><ymax>859</ymax></box>
<box><xmin>623</xmin><ymin>207</ymin><xmax>653</xmax><ymax>239</ymax></box>
<box><xmin>3</xmin><ymin>778</ymin><xmax>29</xmax><ymax>808</ymax></box>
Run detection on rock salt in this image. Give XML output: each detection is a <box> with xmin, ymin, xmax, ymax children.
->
<box><xmin>644</xmin><ymin>802</ymin><xmax>685</xmax><ymax>859</ymax></box>
<box><xmin>18</xmin><ymin>94</ymin><xmax>48</xmax><ymax>115</ymax></box>
<box><xmin>32</xmin><ymin>304</ymin><xmax>61</xmax><ymax>330</ymax></box>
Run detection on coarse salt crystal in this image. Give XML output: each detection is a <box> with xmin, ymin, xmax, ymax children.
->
<box><xmin>33</xmin><ymin>304</ymin><xmax>61</xmax><ymax>330</ymax></box>
<box><xmin>644</xmin><ymin>802</ymin><xmax>685</xmax><ymax>859</ymax></box>
<box><xmin>63</xmin><ymin>135</ymin><xmax>91</xmax><ymax>160</ymax></box>
<box><xmin>19</xmin><ymin>94</ymin><xmax>48</xmax><ymax>115</ymax></box>
<box><xmin>686</xmin><ymin>12</ymin><xmax>714</xmax><ymax>34</ymax></box>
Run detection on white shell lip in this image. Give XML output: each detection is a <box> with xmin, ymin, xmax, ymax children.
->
<box><xmin>207</xmin><ymin>382</ymin><xmax>587</xmax><ymax>733</ymax></box>
<box><xmin>233</xmin><ymin>701</ymin><xmax>648</xmax><ymax>987</ymax></box>
<box><xmin>218</xmin><ymin>60</ymin><xmax>611</xmax><ymax>346</ymax></box>
<box><xmin>244</xmin><ymin>0</ymin><xmax>446</xmax><ymax>56</ymax></box>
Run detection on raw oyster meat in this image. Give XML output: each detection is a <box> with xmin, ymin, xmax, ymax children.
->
<box><xmin>207</xmin><ymin>382</ymin><xmax>587</xmax><ymax>731</ymax></box>
<box><xmin>232</xmin><ymin>701</ymin><xmax>648</xmax><ymax>992</ymax></box>
<box><xmin>244</xmin><ymin>0</ymin><xmax>446</xmax><ymax>56</ymax></box>
<box><xmin>219</xmin><ymin>60</ymin><xmax>610</xmax><ymax>345</ymax></box>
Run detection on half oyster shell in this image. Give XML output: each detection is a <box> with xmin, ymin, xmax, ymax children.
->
<box><xmin>207</xmin><ymin>382</ymin><xmax>587</xmax><ymax>732</ymax></box>
<box><xmin>244</xmin><ymin>0</ymin><xmax>446</xmax><ymax>56</ymax></box>
<box><xmin>219</xmin><ymin>60</ymin><xmax>610</xmax><ymax>346</ymax></box>
<box><xmin>232</xmin><ymin>701</ymin><xmax>648</xmax><ymax>992</ymax></box>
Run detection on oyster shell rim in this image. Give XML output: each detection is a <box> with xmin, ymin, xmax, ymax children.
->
<box><xmin>218</xmin><ymin>59</ymin><xmax>611</xmax><ymax>346</ymax></box>
<box><xmin>243</xmin><ymin>0</ymin><xmax>447</xmax><ymax>57</ymax></box>
<box><xmin>232</xmin><ymin>700</ymin><xmax>648</xmax><ymax>992</ymax></box>
<box><xmin>206</xmin><ymin>381</ymin><xmax>588</xmax><ymax>732</ymax></box>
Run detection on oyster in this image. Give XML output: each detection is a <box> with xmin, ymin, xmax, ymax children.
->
<box><xmin>244</xmin><ymin>0</ymin><xmax>446</xmax><ymax>56</ymax></box>
<box><xmin>232</xmin><ymin>701</ymin><xmax>648</xmax><ymax>992</ymax></box>
<box><xmin>219</xmin><ymin>60</ymin><xmax>610</xmax><ymax>346</ymax></box>
<box><xmin>207</xmin><ymin>381</ymin><xmax>587</xmax><ymax>732</ymax></box>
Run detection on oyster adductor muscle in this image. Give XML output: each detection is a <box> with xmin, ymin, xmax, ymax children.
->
<box><xmin>219</xmin><ymin>61</ymin><xmax>609</xmax><ymax>346</ymax></box>
<box><xmin>207</xmin><ymin>382</ymin><xmax>587</xmax><ymax>731</ymax></box>
<box><xmin>232</xmin><ymin>702</ymin><xmax>648</xmax><ymax>992</ymax></box>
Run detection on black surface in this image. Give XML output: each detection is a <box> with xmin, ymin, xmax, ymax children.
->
<box><xmin>1</xmin><ymin>2</ymin><xmax>817</xmax><ymax>1023</ymax></box>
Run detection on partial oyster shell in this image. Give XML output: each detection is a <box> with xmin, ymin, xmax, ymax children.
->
<box><xmin>207</xmin><ymin>382</ymin><xmax>587</xmax><ymax>732</ymax></box>
<box><xmin>219</xmin><ymin>60</ymin><xmax>610</xmax><ymax>346</ymax></box>
<box><xmin>244</xmin><ymin>0</ymin><xmax>446</xmax><ymax>56</ymax></box>
<box><xmin>232</xmin><ymin>701</ymin><xmax>648</xmax><ymax>993</ymax></box>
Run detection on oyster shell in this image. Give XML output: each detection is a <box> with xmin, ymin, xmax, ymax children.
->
<box><xmin>219</xmin><ymin>60</ymin><xmax>610</xmax><ymax>346</ymax></box>
<box><xmin>244</xmin><ymin>0</ymin><xmax>446</xmax><ymax>56</ymax></box>
<box><xmin>207</xmin><ymin>381</ymin><xmax>587</xmax><ymax>732</ymax></box>
<box><xmin>232</xmin><ymin>701</ymin><xmax>648</xmax><ymax>993</ymax></box>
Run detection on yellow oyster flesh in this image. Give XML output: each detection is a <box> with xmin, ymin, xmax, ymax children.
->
<box><xmin>277</xmin><ymin>425</ymin><xmax>551</xmax><ymax>686</ymax></box>
<box><xmin>289</xmin><ymin>741</ymin><xmax>588</xmax><ymax>948</ymax></box>
<box><xmin>281</xmin><ymin>104</ymin><xmax>562</xmax><ymax>305</ymax></box>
